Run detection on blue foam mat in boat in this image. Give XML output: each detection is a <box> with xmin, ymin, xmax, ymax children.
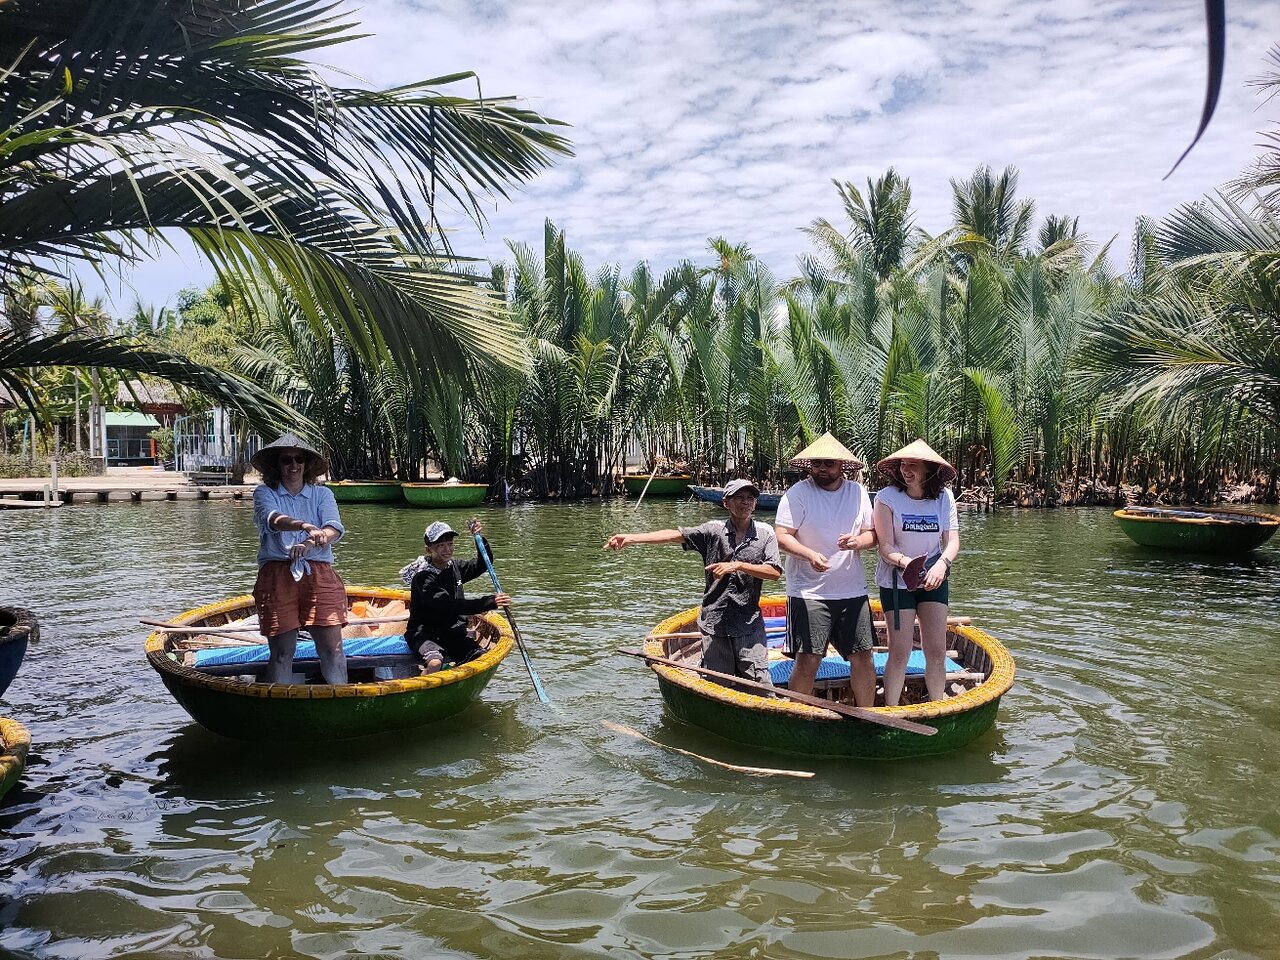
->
<box><xmin>767</xmin><ymin>650</ymin><xmax>961</xmax><ymax>685</ymax></box>
<box><xmin>195</xmin><ymin>634</ymin><xmax>412</xmax><ymax>667</ymax></box>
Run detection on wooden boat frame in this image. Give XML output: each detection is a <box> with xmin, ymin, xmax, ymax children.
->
<box><xmin>145</xmin><ymin>586</ymin><xmax>513</xmax><ymax>741</ymax></box>
<box><xmin>643</xmin><ymin>595</ymin><xmax>1015</xmax><ymax>759</ymax></box>
<box><xmin>1114</xmin><ymin>506</ymin><xmax>1280</xmax><ymax>552</ymax></box>
<box><xmin>0</xmin><ymin>716</ymin><xmax>30</xmax><ymax>801</ymax></box>
<box><xmin>325</xmin><ymin>480</ymin><xmax>405</xmax><ymax>503</ymax></box>
<box><xmin>400</xmin><ymin>482</ymin><xmax>488</xmax><ymax>508</ymax></box>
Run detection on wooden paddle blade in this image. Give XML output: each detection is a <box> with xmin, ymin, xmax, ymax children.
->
<box><xmin>602</xmin><ymin>721</ymin><xmax>814</xmax><ymax>778</ymax></box>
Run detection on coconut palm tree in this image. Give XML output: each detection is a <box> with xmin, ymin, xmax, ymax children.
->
<box><xmin>950</xmin><ymin>165</ymin><xmax>1034</xmax><ymax>264</ymax></box>
<box><xmin>803</xmin><ymin>170</ymin><xmax>917</xmax><ymax>283</ymax></box>
<box><xmin>0</xmin><ymin>0</ymin><xmax>570</xmax><ymax>429</ymax></box>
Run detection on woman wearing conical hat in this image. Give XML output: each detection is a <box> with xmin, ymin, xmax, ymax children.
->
<box><xmin>872</xmin><ymin>439</ymin><xmax>959</xmax><ymax>705</ymax></box>
<box><xmin>775</xmin><ymin>432</ymin><xmax>879</xmax><ymax>706</ymax></box>
<box><xmin>249</xmin><ymin>433</ymin><xmax>349</xmax><ymax>685</ymax></box>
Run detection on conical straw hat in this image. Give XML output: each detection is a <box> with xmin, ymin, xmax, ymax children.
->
<box><xmin>251</xmin><ymin>432</ymin><xmax>330</xmax><ymax>481</ymax></box>
<box><xmin>875</xmin><ymin>438</ymin><xmax>956</xmax><ymax>484</ymax></box>
<box><xmin>789</xmin><ymin>432</ymin><xmax>864</xmax><ymax>469</ymax></box>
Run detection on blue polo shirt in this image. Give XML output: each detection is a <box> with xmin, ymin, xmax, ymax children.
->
<box><xmin>253</xmin><ymin>482</ymin><xmax>345</xmax><ymax>566</ymax></box>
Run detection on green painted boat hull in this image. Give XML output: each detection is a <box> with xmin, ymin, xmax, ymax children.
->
<box><xmin>154</xmin><ymin>663</ymin><xmax>501</xmax><ymax>740</ymax></box>
<box><xmin>657</xmin><ymin>677</ymin><xmax>999</xmax><ymax>758</ymax></box>
<box><xmin>1114</xmin><ymin>510</ymin><xmax>1280</xmax><ymax>553</ymax></box>
<box><xmin>622</xmin><ymin>475</ymin><xmax>692</xmax><ymax>497</ymax></box>
<box><xmin>401</xmin><ymin>483</ymin><xmax>488</xmax><ymax>507</ymax></box>
<box><xmin>327</xmin><ymin>481</ymin><xmax>404</xmax><ymax>503</ymax></box>
<box><xmin>644</xmin><ymin>596</ymin><xmax>1015</xmax><ymax>760</ymax></box>
<box><xmin>146</xmin><ymin>588</ymin><xmax>513</xmax><ymax>742</ymax></box>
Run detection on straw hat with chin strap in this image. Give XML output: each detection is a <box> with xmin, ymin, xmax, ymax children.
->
<box><xmin>789</xmin><ymin>432</ymin><xmax>864</xmax><ymax>470</ymax></box>
<box><xmin>875</xmin><ymin>438</ymin><xmax>957</xmax><ymax>485</ymax></box>
<box><xmin>250</xmin><ymin>433</ymin><xmax>330</xmax><ymax>482</ymax></box>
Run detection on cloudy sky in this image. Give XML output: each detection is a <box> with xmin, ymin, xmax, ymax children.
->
<box><xmin>95</xmin><ymin>0</ymin><xmax>1280</xmax><ymax>311</ymax></box>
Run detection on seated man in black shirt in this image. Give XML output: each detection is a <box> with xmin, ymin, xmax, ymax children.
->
<box><xmin>405</xmin><ymin>520</ymin><xmax>510</xmax><ymax>672</ymax></box>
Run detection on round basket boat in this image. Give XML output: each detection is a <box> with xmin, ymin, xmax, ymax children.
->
<box><xmin>401</xmin><ymin>482</ymin><xmax>488</xmax><ymax>508</ymax></box>
<box><xmin>1114</xmin><ymin>506</ymin><xmax>1280</xmax><ymax>553</ymax></box>
<box><xmin>0</xmin><ymin>716</ymin><xmax>31</xmax><ymax>801</ymax></box>
<box><xmin>642</xmin><ymin>595</ymin><xmax>1015</xmax><ymax>759</ymax></box>
<box><xmin>688</xmin><ymin>485</ymin><xmax>784</xmax><ymax>510</ymax></box>
<box><xmin>145</xmin><ymin>586</ymin><xmax>513</xmax><ymax>741</ymax></box>
<box><xmin>622</xmin><ymin>474</ymin><xmax>693</xmax><ymax>497</ymax></box>
<box><xmin>0</xmin><ymin>605</ymin><xmax>37</xmax><ymax>700</ymax></box>
<box><xmin>326</xmin><ymin>480</ymin><xmax>404</xmax><ymax>503</ymax></box>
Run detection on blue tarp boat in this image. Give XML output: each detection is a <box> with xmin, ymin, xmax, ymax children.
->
<box><xmin>688</xmin><ymin>485</ymin><xmax>784</xmax><ymax>509</ymax></box>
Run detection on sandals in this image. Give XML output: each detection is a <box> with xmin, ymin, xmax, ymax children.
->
<box><xmin>422</xmin><ymin>653</ymin><xmax>445</xmax><ymax>674</ymax></box>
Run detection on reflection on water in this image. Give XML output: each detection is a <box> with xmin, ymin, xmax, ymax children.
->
<box><xmin>1</xmin><ymin>500</ymin><xmax>1279</xmax><ymax>958</ymax></box>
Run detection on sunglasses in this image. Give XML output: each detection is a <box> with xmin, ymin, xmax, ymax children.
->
<box><xmin>810</xmin><ymin>459</ymin><xmax>840</xmax><ymax>468</ymax></box>
<box><xmin>278</xmin><ymin>453</ymin><xmax>308</xmax><ymax>465</ymax></box>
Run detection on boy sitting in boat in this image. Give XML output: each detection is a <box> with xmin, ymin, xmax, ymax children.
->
<box><xmin>604</xmin><ymin>478</ymin><xmax>782</xmax><ymax>688</ymax></box>
<box><xmin>404</xmin><ymin>520</ymin><xmax>511</xmax><ymax>673</ymax></box>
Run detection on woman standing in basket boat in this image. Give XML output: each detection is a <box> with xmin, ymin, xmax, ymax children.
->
<box><xmin>873</xmin><ymin>439</ymin><xmax>959</xmax><ymax>705</ymax></box>
<box><xmin>250</xmin><ymin>434</ymin><xmax>348</xmax><ymax>685</ymax></box>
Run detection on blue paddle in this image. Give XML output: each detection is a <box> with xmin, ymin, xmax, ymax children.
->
<box><xmin>466</xmin><ymin>521</ymin><xmax>550</xmax><ymax>705</ymax></box>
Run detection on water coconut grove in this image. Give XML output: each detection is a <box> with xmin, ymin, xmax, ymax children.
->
<box><xmin>7</xmin><ymin>25</ymin><xmax>1280</xmax><ymax>506</ymax></box>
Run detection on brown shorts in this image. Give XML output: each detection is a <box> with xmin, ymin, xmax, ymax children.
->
<box><xmin>252</xmin><ymin>561</ymin><xmax>348</xmax><ymax>637</ymax></box>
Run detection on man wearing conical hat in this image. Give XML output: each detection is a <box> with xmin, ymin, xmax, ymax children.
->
<box><xmin>871</xmin><ymin>438</ymin><xmax>960</xmax><ymax>705</ymax></box>
<box><xmin>249</xmin><ymin>433</ymin><xmax>348</xmax><ymax>684</ymax></box>
<box><xmin>775</xmin><ymin>432</ymin><xmax>879</xmax><ymax>706</ymax></box>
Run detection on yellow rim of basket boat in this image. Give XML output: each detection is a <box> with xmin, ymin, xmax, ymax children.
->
<box><xmin>145</xmin><ymin>586</ymin><xmax>514</xmax><ymax>700</ymax></box>
<box><xmin>642</xmin><ymin>594</ymin><xmax>1015</xmax><ymax>723</ymax></box>
<box><xmin>0</xmin><ymin>716</ymin><xmax>32</xmax><ymax>783</ymax></box>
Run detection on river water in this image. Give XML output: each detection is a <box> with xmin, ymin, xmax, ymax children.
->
<box><xmin>1</xmin><ymin>498</ymin><xmax>1278</xmax><ymax>959</ymax></box>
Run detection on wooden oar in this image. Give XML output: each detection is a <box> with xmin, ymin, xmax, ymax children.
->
<box><xmin>602</xmin><ymin>721</ymin><xmax>814</xmax><ymax>778</ymax></box>
<box><xmin>173</xmin><ymin>634</ymin><xmax>261</xmax><ymax>647</ymax></box>
<box><xmin>141</xmin><ymin>615</ymin><xmax>406</xmax><ymax>635</ymax></box>
<box><xmin>633</xmin><ymin>465</ymin><xmax>659</xmax><ymax>508</ymax></box>
<box><xmin>618</xmin><ymin>648</ymin><xmax>936</xmax><ymax>736</ymax></box>
<box><xmin>468</xmin><ymin>521</ymin><xmax>551</xmax><ymax>705</ymax></box>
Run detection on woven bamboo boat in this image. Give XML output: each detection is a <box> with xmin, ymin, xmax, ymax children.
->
<box><xmin>622</xmin><ymin>474</ymin><xmax>693</xmax><ymax>497</ymax></box>
<box><xmin>0</xmin><ymin>605</ymin><xmax>36</xmax><ymax>699</ymax></box>
<box><xmin>1114</xmin><ymin>506</ymin><xmax>1280</xmax><ymax>553</ymax></box>
<box><xmin>643</xmin><ymin>595</ymin><xmax>1015</xmax><ymax>759</ymax></box>
<box><xmin>145</xmin><ymin>586</ymin><xmax>513</xmax><ymax>741</ymax></box>
<box><xmin>688</xmin><ymin>484</ymin><xmax>784</xmax><ymax>510</ymax></box>
<box><xmin>0</xmin><ymin>716</ymin><xmax>30</xmax><ymax>801</ymax></box>
<box><xmin>326</xmin><ymin>480</ymin><xmax>404</xmax><ymax>503</ymax></box>
<box><xmin>400</xmin><ymin>482</ymin><xmax>488</xmax><ymax>507</ymax></box>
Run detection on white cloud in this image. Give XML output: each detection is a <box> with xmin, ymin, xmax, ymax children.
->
<box><xmin>89</xmin><ymin>0</ymin><xmax>1280</xmax><ymax>312</ymax></box>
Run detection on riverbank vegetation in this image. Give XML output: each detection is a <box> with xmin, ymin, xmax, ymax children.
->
<box><xmin>2</xmin><ymin>2</ymin><xmax>1275</xmax><ymax>507</ymax></box>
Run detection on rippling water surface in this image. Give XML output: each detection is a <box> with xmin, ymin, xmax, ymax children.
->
<box><xmin>2</xmin><ymin>498</ymin><xmax>1279</xmax><ymax>959</ymax></box>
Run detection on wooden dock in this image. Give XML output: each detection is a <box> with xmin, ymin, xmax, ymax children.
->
<box><xmin>0</xmin><ymin>498</ymin><xmax>62</xmax><ymax>510</ymax></box>
<box><xmin>0</xmin><ymin>472</ymin><xmax>257</xmax><ymax>508</ymax></box>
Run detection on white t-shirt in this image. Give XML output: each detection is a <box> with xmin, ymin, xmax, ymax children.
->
<box><xmin>775</xmin><ymin>478</ymin><xmax>874</xmax><ymax>599</ymax></box>
<box><xmin>873</xmin><ymin>485</ymin><xmax>959</xmax><ymax>589</ymax></box>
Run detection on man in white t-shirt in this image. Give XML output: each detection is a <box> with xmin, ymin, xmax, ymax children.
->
<box><xmin>775</xmin><ymin>432</ymin><xmax>878</xmax><ymax>705</ymax></box>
